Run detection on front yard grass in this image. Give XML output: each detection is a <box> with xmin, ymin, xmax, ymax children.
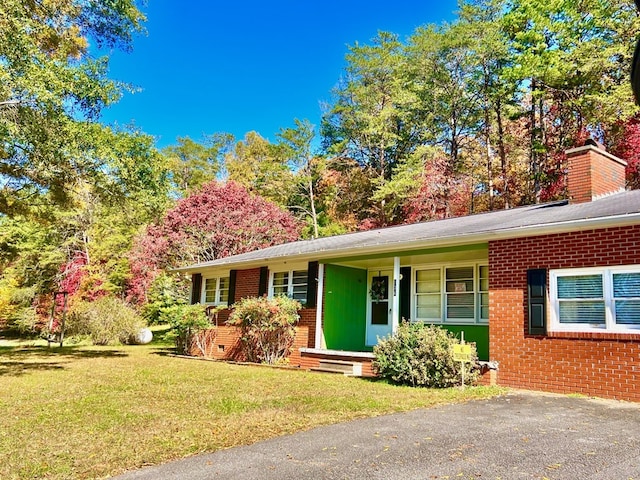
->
<box><xmin>0</xmin><ymin>342</ymin><xmax>503</xmax><ymax>479</ymax></box>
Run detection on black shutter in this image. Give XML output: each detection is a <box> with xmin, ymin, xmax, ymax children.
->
<box><xmin>190</xmin><ymin>273</ymin><xmax>202</xmax><ymax>305</ymax></box>
<box><xmin>400</xmin><ymin>266</ymin><xmax>412</xmax><ymax>322</ymax></box>
<box><xmin>228</xmin><ymin>270</ymin><xmax>237</xmax><ymax>306</ymax></box>
<box><xmin>258</xmin><ymin>266</ymin><xmax>269</xmax><ymax>297</ymax></box>
<box><xmin>527</xmin><ymin>269</ymin><xmax>547</xmax><ymax>335</ymax></box>
<box><xmin>306</xmin><ymin>261</ymin><xmax>319</xmax><ymax>308</ymax></box>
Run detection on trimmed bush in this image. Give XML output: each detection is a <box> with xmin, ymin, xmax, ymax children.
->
<box><xmin>373</xmin><ymin>322</ymin><xmax>479</xmax><ymax>388</ymax></box>
<box><xmin>66</xmin><ymin>297</ymin><xmax>145</xmax><ymax>345</ymax></box>
<box><xmin>227</xmin><ymin>296</ymin><xmax>300</xmax><ymax>365</ymax></box>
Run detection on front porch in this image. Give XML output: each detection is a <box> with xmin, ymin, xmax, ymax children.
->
<box><xmin>314</xmin><ymin>244</ymin><xmax>491</xmax><ymax>361</ymax></box>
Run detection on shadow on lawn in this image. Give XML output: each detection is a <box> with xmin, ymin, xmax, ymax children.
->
<box><xmin>0</xmin><ymin>346</ymin><xmax>128</xmax><ymax>377</ymax></box>
<box><xmin>150</xmin><ymin>346</ymin><xmax>177</xmax><ymax>357</ymax></box>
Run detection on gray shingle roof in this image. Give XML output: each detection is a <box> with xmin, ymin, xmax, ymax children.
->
<box><xmin>176</xmin><ymin>189</ymin><xmax>640</xmax><ymax>272</ymax></box>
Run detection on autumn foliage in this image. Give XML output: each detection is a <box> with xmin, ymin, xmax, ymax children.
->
<box><xmin>612</xmin><ymin>115</ymin><xmax>640</xmax><ymax>190</ymax></box>
<box><xmin>127</xmin><ymin>181</ymin><xmax>301</xmax><ymax>304</ymax></box>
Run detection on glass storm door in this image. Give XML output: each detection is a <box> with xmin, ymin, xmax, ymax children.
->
<box><xmin>366</xmin><ymin>270</ymin><xmax>393</xmax><ymax>346</ymax></box>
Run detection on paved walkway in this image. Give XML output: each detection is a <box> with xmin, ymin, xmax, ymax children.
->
<box><xmin>115</xmin><ymin>391</ymin><xmax>640</xmax><ymax>479</ymax></box>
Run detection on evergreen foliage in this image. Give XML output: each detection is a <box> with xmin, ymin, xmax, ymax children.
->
<box><xmin>373</xmin><ymin>322</ymin><xmax>480</xmax><ymax>388</ymax></box>
<box><xmin>160</xmin><ymin>304</ymin><xmax>210</xmax><ymax>355</ymax></box>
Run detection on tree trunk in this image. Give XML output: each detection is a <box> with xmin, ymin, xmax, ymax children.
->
<box><xmin>495</xmin><ymin>97</ymin><xmax>509</xmax><ymax>209</ymax></box>
<box><xmin>483</xmin><ymin>63</ymin><xmax>494</xmax><ymax>211</ymax></box>
<box><xmin>307</xmin><ymin>176</ymin><xmax>319</xmax><ymax>239</ymax></box>
<box><xmin>530</xmin><ymin>79</ymin><xmax>541</xmax><ymax>204</ymax></box>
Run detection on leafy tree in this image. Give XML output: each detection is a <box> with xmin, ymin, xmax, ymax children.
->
<box><xmin>275</xmin><ymin>119</ymin><xmax>323</xmax><ymax>238</ymax></box>
<box><xmin>142</xmin><ymin>272</ymin><xmax>190</xmax><ymax>325</ymax></box>
<box><xmin>407</xmin><ymin>24</ymin><xmax>484</xmax><ymax>173</ymax></box>
<box><xmin>457</xmin><ymin>0</ymin><xmax>517</xmax><ymax>209</ymax></box>
<box><xmin>322</xmin><ymin>32</ymin><xmax>422</xmax><ymax>226</ymax></box>
<box><xmin>610</xmin><ymin>114</ymin><xmax>640</xmax><ymax>189</ymax></box>
<box><xmin>0</xmin><ymin>155</ymin><xmax>167</xmax><ymax>333</ymax></box>
<box><xmin>127</xmin><ymin>181</ymin><xmax>301</xmax><ymax>304</ymax></box>
<box><xmin>160</xmin><ymin>304</ymin><xmax>210</xmax><ymax>355</ymax></box>
<box><xmin>501</xmin><ymin>0</ymin><xmax>640</xmax><ymax>201</ymax></box>
<box><xmin>316</xmin><ymin>157</ymin><xmax>376</xmax><ymax>232</ymax></box>
<box><xmin>0</xmin><ymin>0</ymin><xmax>151</xmax><ymax>215</ymax></box>
<box><xmin>224</xmin><ymin>131</ymin><xmax>294</xmax><ymax>207</ymax></box>
<box><xmin>163</xmin><ymin>134</ymin><xmax>233</xmax><ymax>197</ymax></box>
<box><xmin>403</xmin><ymin>147</ymin><xmax>473</xmax><ymax>223</ymax></box>
<box><xmin>322</xmin><ymin>32</ymin><xmax>418</xmax><ymax>178</ymax></box>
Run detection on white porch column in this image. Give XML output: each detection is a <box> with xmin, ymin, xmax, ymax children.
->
<box><xmin>314</xmin><ymin>263</ymin><xmax>325</xmax><ymax>349</ymax></box>
<box><xmin>392</xmin><ymin>256</ymin><xmax>400</xmax><ymax>334</ymax></box>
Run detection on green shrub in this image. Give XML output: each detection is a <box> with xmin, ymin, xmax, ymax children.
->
<box><xmin>160</xmin><ymin>303</ymin><xmax>210</xmax><ymax>354</ymax></box>
<box><xmin>12</xmin><ymin>306</ymin><xmax>41</xmax><ymax>335</ymax></box>
<box><xmin>142</xmin><ymin>273</ymin><xmax>190</xmax><ymax>325</ymax></box>
<box><xmin>0</xmin><ymin>278</ymin><xmax>39</xmax><ymax>333</ymax></box>
<box><xmin>227</xmin><ymin>295</ymin><xmax>300</xmax><ymax>364</ymax></box>
<box><xmin>66</xmin><ymin>296</ymin><xmax>145</xmax><ymax>345</ymax></box>
<box><xmin>373</xmin><ymin>322</ymin><xmax>479</xmax><ymax>388</ymax></box>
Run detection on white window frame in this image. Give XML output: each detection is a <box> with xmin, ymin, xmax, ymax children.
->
<box><xmin>550</xmin><ymin>265</ymin><xmax>640</xmax><ymax>334</ymax></box>
<box><xmin>201</xmin><ymin>275</ymin><xmax>230</xmax><ymax>306</ymax></box>
<box><xmin>412</xmin><ymin>262</ymin><xmax>489</xmax><ymax>325</ymax></box>
<box><xmin>269</xmin><ymin>269</ymin><xmax>308</xmax><ymax>305</ymax></box>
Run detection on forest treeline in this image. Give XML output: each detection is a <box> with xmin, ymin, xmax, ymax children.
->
<box><xmin>1</xmin><ymin>0</ymin><xmax>640</xmax><ymax>332</ymax></box>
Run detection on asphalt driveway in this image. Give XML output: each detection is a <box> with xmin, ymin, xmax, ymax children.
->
<box><xmin>115</xmin><ymin>390</ymin><xmax>640</xmax><ymax>479</ymax></box>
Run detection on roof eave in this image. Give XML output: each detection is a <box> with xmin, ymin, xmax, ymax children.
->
<box><xmin>173</xmin><ymin>213</ymin><xmax>640</xmax><ymax>274</ymax></box>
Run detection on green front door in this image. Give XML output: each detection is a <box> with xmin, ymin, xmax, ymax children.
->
<box><xmin>323</xmin><ymin>264</ymin><xmax>368</xmax><ymax>351</ymax></box>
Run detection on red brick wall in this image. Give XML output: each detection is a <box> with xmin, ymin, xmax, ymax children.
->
<box><xmin>298</xmin><ymin>308</ymin><xmax>316</xmax><ymax>348</ymax></box>
<box><xmin>489</xmin><ymin>224</ymin><xmax>640</xmax><ymax>401</ymax></box>
<box><xmin>191</xmin><ymin>306</ymin><xmax>316</xmax><ymax>365</ymax></box>
<box><xmin>189</xmin><ymin>325</ymin><xmax>244</xmax><ymax>359</ymax></box>
<box><xmin>234</xmin><ymin>267</ymin><xmax>262</xmax><ymax>300</ymax></box>
<box><xmin>192</xmin><ymin>267</ymin><xmax>316</xmax><ymax>363</ymax></box>
<box><xmin>296</xmin><ymin>351</ymin><xmax>376</xmax><ymax>377</ymax></box>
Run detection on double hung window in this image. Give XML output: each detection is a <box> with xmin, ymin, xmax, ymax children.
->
<box><xmin>414</xmin><ymin>264</ymin><xmax>488</xmax><ymax>324</ymax></box>
<box><xmin>202</xmin><ymin>276</ymin><xmax>230</xmax><ymax>305</ymax></box>
<box><xmin>271</xmin><ymin>270</ymin><xmax>308</xmax><ymax>304</ymax></box>
<box><xmin>550</xmin><ymin>267</ymin><xmax>640</xmax><ymax>332</ymax></box>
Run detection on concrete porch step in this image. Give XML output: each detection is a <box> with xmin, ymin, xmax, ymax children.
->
<box><xmin>310</xmin><ymin>359</ymin><xmax>363</xmax><ymax>377</ymax></box>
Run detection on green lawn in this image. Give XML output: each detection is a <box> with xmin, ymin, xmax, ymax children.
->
<box><xmin>0</xmin><ymin>339</ymin><xmax>503</xmax><ymax>479</ymax></box>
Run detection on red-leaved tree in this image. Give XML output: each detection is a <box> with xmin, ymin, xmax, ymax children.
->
<box><xmin>611</xmin><ymin>115</ymin><xmax>640</xmax><ymax>190</ymax></box>
<box><xmin>403</xmin><ymin>154</ymin><xmax>471</xmax><ymax>224</ymax></box>
<box><xmin>127</xmin><ymin>181</ymin><xmax>301</xmax><ymax>304</ymax></box>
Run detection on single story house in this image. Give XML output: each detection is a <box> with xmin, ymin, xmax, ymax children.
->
<box><xmin>176</xmin><ymin>140</ymin><xmax>640</xmax><ymax>401</ymax></box>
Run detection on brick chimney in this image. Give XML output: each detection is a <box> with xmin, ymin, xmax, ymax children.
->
<box><xmin>565</xmin><ymin>139</ymin><xmax>627</xmax><ymax>204</ymax></box>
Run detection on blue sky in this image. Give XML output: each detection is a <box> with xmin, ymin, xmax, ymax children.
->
<box><xmin>100</xmin><ymin>1</ymin><xmax>459</xmax><ymax>149</ymax></box>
